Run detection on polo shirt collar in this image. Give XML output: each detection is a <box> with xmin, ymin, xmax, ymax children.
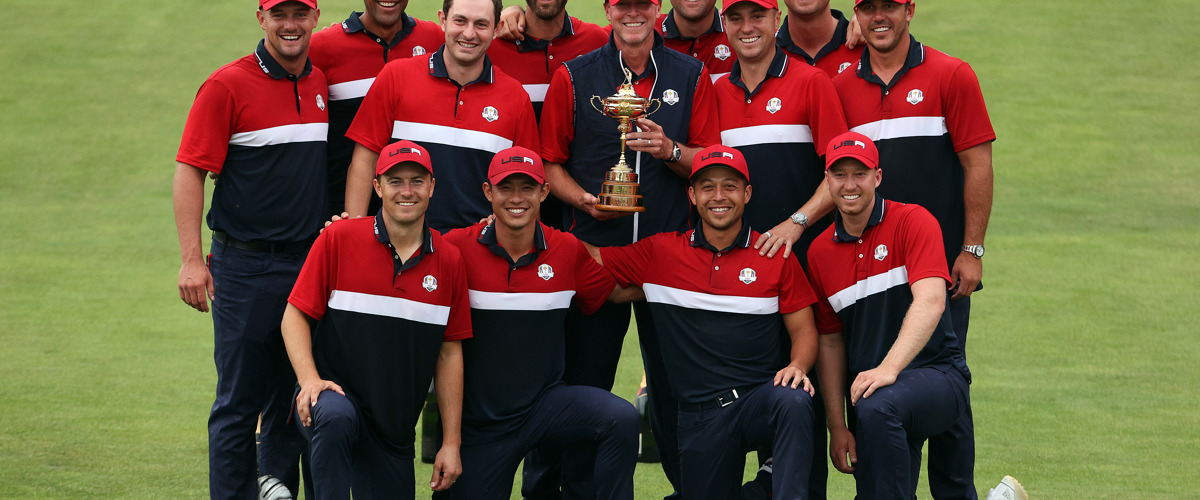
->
<box><xmin>727</xmin><ymin>47</ymin><xmax>788</xmax><ymax>96</ymax></box>
<box><xmin>341</xmin><ymin>10</ymin><xmax>418</xmax><ymax>47</ymax></box>
<box><xmin>429</xmin><ymin>45</ymin><xmax>496</xmax><ymax>85</ymax></box>
<box><xmin>374</xmin><ymin>211</ymin><xmax>436</xmax><ymax>272</ymax></box>
<box><xmin>254</xmin><ymin>40</ymin><xmax>312</xmax><ymax>79</ymax></box>
<box><xmin>775</xmin><ymin>9</ymin><xmax>849</xmax><ymax>64</ymax></box>
<box><xmin>832</xmin><ymin>197</ymin><xmax>887</xmax><ymax>243</ymax></box>
<box><xmin>689</xmin><ymin>217</ymin><xmax>754</xmax><ymax>253</ymax></box>
<box><xmin>854</xmin><ymin>35</ymin><xmax>924</xmax><ymax>90</ymax></box>
<box><xmin>515</xmin><ymin>13</ymin><xmax>577</xmax><ymax>52</ymax></box>
<box><xmin>662</xmin><ymin>8</ymin><xmax>724</xmax><ymax>40</ymax></box>
<box><xmin>476</xmin><ymin>221</ymin><xmax>549</xmax><ymax>268</ymax></box>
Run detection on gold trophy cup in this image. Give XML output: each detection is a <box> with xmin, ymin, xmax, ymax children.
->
<box><xmin>589</xmin><ymin>68</ymin><xmax>662</xmax><ymax>212</ymax></box>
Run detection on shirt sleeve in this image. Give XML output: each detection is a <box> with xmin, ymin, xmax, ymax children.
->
<box><xmin>899</xmin><ymin>205</ymin><xmax>952</xmax><ymax>286</ymax></box>
<box><xmin>805</xmin><ymin>244</ymin><xmax>845</xmax><ymax>335</ymax></box>
<box><xmin>539</xmin><ymin>66</ymin><xmax>576</xmax><ymax>164</ymax></box>
<box><xmin>572</xmin><ymin>237</ymin><xmax>618</xmax><ymax>315</ymax></box>
<box><xmin>442</xmin><ymin>248</ymin><xmax>474</xmax><ymax>342</ymax></box>
<box><xmin>597</xmin><ymin>237</ymin><xmax>654</xmax><ymax>288</ymax></box>
<box><xmin>344</xmin><ymin>63</ymin><xmax>398</xmax><ymax>154</ymax></box>
<box><xmin>778</xmin><ymin>255</ymin><xmax>817</xmax><ymax>314</ymax></box>
<box><xmin>806</xmin><ymin>70</ymin><xmax>849</xmax><ymax>157</ymax></box>
<box><xmin>288</xmin><ymin>223</ymin><xmax>337</xmax><ymax>321</ymax></box>
<box><xmin>176</xmin><ymin>78</ymin><xmax>235</xmax><ymax>173</ymax></box>
<box><xmin>944</xmin><ymin>61</ymin><xmax>996</xmax><ymax>153</ymax></box>
<box><xmin>685</xmin><ymin>68</ymin><xmax>721</xmax><ymax>148</ymax></box>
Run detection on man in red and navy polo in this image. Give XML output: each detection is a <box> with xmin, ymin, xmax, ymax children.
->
<box><xmin>173</xmin><ymin>1</ymin><xmax>326</xmax><ymax>498</ymax></box>
<box><xmin>775</xmin><ymin>0</ymin><xmax>861</xmax><ymax>77</ymax></box>
<box><xmin>283</xmin><ymin>141</ymin><xmax>471</xmax><ymax>499</ymax></box>
<box><xmin>806</xmin><ymin>132</ymin><xmax>971</xmax><ymax>499</ymax></box>
<box><xmin>834</xmin><ymin>1</ymin><xmax>994</xmax><ymax>497</ymax></box>
<box><xmin>657</xmin><ymin>0</ymin><xmax>735</xmax><ymax>81</ymax></box>
<box><xmin>596</xmin><ymin>145</ymin><xmax>819</xmax><ymax>499</ymax></box>
<box><xmin>344</xmin><ymin>0</ymin><xmax>539</xmax><ymax>231</ymax></box>
<box><xmin>309</xmin><ymin>0</ymin><xmax>445</xmax><ymax>217</ymax></box>
<box><xmin>434</xmin><ymin>147</ymin><xmax>639</xmax><ymax>500</ymax></box>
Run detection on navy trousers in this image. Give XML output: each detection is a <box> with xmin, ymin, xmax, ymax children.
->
<box><xmin>926</xmin><ymin>296</ymin><xmax>977</xmax><ymax>500</ymax></box>
<box><xmin>853</xmin><ymin>366</ymin><xmax>970</xmax><ymax>500</ymax></box>
<box><xmin>296</xmin><ymin>390</ymin><xmax>415</xmax><ymax>500</ymax></box>
<box><xmin>677</xmin><ymin>381</ymin><xmax>815</xmax><ymax>500</ymax></box>
<box><xmin>439</xmin><ymin>385</ymin><xmax>638</xmax><ymax>500</ymax></box>
<box><xmin>207</xmin><ymin>239</ymin><xmax>307</xmax><ymax>499</ymax></box>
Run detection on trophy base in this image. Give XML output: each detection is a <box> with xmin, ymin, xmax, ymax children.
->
<box><xmin>596</xmin><ymin>201</ymin><xmax>645</xmax><ymax>213</ymax></box>
<box><xmin>597</xmin><ymin>170</ymin><xmax>644</xmax><ymax>212</ymax></box>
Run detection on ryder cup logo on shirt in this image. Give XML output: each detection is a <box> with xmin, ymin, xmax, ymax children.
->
<box><xmin>906</xmin><ymin>89</ymin><xmax>924</xmax><ymax>105</ymax></box>
<box><xmin>482</xmin><ymin>106</ymin><xmax>499</xmax><ymax>122</ymax></box>
<box><xmin>422</xmin><ymin>275</ymin><xmax>438</xmax><ymax>292</ymax></box>
<box><xmin>413</xmin><ymin>45</ymin><xmax>427</xmax><ymax>57</ymax></box>
<box><xmin>874</xmin><ymin>244</ymin><xmax>888</xmax><ymax>261</ymax></box>
<box><xmin>538</xmin><ymin>264</ymin><xmax>555</xmax><ymax>281</ymax></box>
<box><xmin>766</xmin><ymin>97</ymin><xmax>782</xmax><ymax>114</ymax></box>
<box><xmin>739</xmin><ymin>268</ymin><xmax>757</xmax><ymax>284</ymax></box>
<box><xmin>838</xmin><ymin>62</ymin><xmax>852</xmax><ymax>74</ymax></box>
<box><xmin>315</xmin><ymin>94</ymin><xmax>326</xmax><ymax>111</ymax></box>
<box><xmin>714</xmin><ymin>44</ymin><xmax>732</xmax><ymax>61</ymax></box>
<box><xmin>662</xmin><ymin>89</ymin><xmax>680</xmax><ymax>106</ymax></box>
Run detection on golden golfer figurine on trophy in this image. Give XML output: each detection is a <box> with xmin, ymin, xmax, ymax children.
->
<box><xmin>589</xmin><ymin>68</ymin><xmax>661</xmax><ymax>212</ymax></box>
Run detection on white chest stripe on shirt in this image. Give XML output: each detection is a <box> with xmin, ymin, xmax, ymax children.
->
<box><xmin>721</xmin><ymin>124</ymin><xmax>814</xmax><ymax>148</ymax></box>
<box><xmin>642</xmin><ymin>283</ymin><xmax>779</xmax><ymax>315</ymax></box>
<box><xmin>392</xmin><ymin>121</ymin><xmax>513</xmax><ymax>154</ymax></box>
<box><xmin>229</xmin><ymin>123</ymin><xmax>329</xmax><ymax>147</ymax></box>
<box><xmin>827</xmin><ymin>265</ymin><xmax>909</xmax><ymax>314</ymax></box>
<box><xmin>522</xmin><ymin>84</ymin><xmax>549</xmax><ymax>103</ymax></box>
<box><xmin>850</xmin><ymin>117</ymin><xmax>948</xmax><ymax>142</ymax></box>
<box><xmin>468</xmin><ymin>290</ymin><xmax>575</xmax><ymax>311</ymax></box>
<box><xmin>328</xmin><ymin>78</ymin><xmax>375</xmax><ymax>101</ymax></box>
<box><xmin>710</xmin><ymin>72</ymin><xmax>729</xmax><ymax>83</ymax></box>
<box><xmin>328</xmin><ymin>290</ymin><xmax>451</xmax><ymax>326</ymax></box>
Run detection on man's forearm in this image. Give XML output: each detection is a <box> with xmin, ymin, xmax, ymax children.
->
<box><xmin>783</xmin><ymin>308</ymin><xmax>819</xmax><ymax>373</ymax></box>
<box><xmin>281</xmin><ymin>304</ymin><xmax>320</xmax><ymax>383</ymax></box>
<box><xmin>173</xmin><ymin>162</ymin><xmax>208</xmax><ymax>263</ymax></box>
<box><xmin>817</xmin><ymin>333</ymin><xmax>849</xmax><ymax>430</ymax></box>
<box><xmin>434</xmin><ymin>341</ymin><xmax>465</xmax><ymax>447</ymax></box>
<box><xmin>545</xmin><ymin>161</ymin><xmax>587</xmax><ymax>209</ymax></box>
<box><xmin>345</xmin><ymin>143</ymin><xmax>380</xmax><ymax>218</ymax></box>
<box><xmin>878</xmin><ymin>277</ymin><xmax>946</xmax><ymax>374</ymax></box>
<box><xmin>958</xmin><ymin>142</ymin><xmax>993</xmax><ymax>245</ymax></box>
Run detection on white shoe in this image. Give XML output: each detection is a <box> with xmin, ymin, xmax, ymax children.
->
<box><xmin>258</xmin><ymin>475</ymin><xmax>294</xmax><ymax>500</ymax></box>
<box><xmin>985</xmin><ymin>475</ymin><xmax>1028</xmax><ymax>500</ymax></box>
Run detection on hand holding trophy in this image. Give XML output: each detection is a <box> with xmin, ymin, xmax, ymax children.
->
<box><xmin>589</xmin><ymin>68</ymin><xmax>662</xmax><ymax>212</ymax></box>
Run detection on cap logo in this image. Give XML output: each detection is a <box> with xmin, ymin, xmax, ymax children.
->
<box><xmin>833</xmin><ymin>139</ymin><xmax>867</xmax><ymax>151</ymax></box>
<box><xmin>874</xmin><ymin>244</ymin><xmax>888</xmax><ymax>261</ymax></box>
<box><xmin>537</xmin><ymin>264</ymin><xmax>555</xmax><ymax>281</ymax></box>
<box><xmin>701</xmin><ymin>150</ymin><xmax>736</xmax><ymax>161</ymax></box>
<box><xmin>315</xmin><ymin>94</ymin><xmax>326</xmax><ymax>111</ymax></box>
<box><xmin>422</xmin><ymin>275</ymin><xmax>438</xmax><ymax>292</ymax></box>
<box><xmin>766</xmin><ymin>97</ymin><xmax>782</xmax><ymax>114</ymax></box>
<box><xmin>662</xmin><ymin>89</ymin><xmax>680</xmax><ymax>106</ymax></box>
<box><xmin>482</xmin><ymin>106</ymin><xmax>499</xmax><ymax>122</ymax></box>
<box><xmin>412</xmin><ymin>45</ymin><xmax>427</xmax><ymax>57</ymax></box>
<box><xmin>906</xmin><ymin>89</ymin><xmax>924</xmax><ymax>105</ymax></box>
<box><xmin>739</xmin><ymin>268</ymin><xmax>757</xmax><ymax>284</ymax></box>
<box><xmin>391</xmin><ymin>147</ymin><xmax>422</xmax><ymax>157</ymax></box>
<box><xmin>714</xmin><ymin>44</ymin><xmax>732</xmax><ymax>61</ymax></box>
<box><xmin>500</xmin><ymin>155</ymin><xmax>535</xmax><ymax>166</ymax></box>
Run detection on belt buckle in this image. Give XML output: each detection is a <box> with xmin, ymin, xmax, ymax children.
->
<box><xmin>717</xmin><ymin>388</ymin><xmax>740</xmax><ymax>408</ymax></box>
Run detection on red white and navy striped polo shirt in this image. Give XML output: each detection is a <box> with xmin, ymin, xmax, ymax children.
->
<box><xmin>715</xmin><ymin>49</ymin><xmax>848</xmax><ymax>261</ymax></box>
<box><xmin>176</xmin><ymin>41</ymin><xmax>328</xmax><ymax>243</ymax></box>
<box><xmin>487</xmin><ymin>15</ymin><xmax>608</xmax><ymax>119</ymax></box>
<box><xmin>833</xmin><ymin>38</ymin><xmax>996</xmax><ymax>268</ymax></box>
<box><xmin>806</xmin><ymin>198</ymin><xmax>961</xmax><ymax>377</ymax></box>
<box><xmin>443</xmin><ymin>221</ymin><xmax>615</xmax><ymax>444</ymax></box>
<box><xmin>600</xmin><ymin>221</ymin><xmax>816</xmax><ymax>404</ymax></box>
<box><xmin>345</xmin><ymin>48</ymin><xmax>540</xmax><ymax>231</ymax></box>
<box><xmin>288</xmin><ymin>213</ymin><xmax>472</xmax><ymax>454</ymax></box>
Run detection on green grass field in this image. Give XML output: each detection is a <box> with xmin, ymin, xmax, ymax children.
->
<box><xmin>1</xmin><ymin>0</ymin><xmax>1198</xmax><ymax>498</ymax></box>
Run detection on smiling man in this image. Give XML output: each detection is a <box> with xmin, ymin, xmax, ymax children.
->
<box><xmin>173</xmin><ymin>1</ymin><xmax>326</xmax><ymax>498</ymax></box>
<box><xmin>775</xmin><ymin>0</ymin><xmax>861</xmax><ymax>77</ymax></box>
<box><xmin>343</xmin><ymin>0</ymin><xmax>539</xmax><ymax>231</ymax></box>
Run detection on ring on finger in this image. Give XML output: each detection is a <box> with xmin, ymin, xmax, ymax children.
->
<box><xmin>764</xmin><ymin>231</ymin><xmax>772</xmax><ymax>238</ymax></box>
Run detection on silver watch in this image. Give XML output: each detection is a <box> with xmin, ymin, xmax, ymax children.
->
<box><xmin>962</xmin><ymin>244</ymin><xmax>985</xmax><ymax>259</ymax></box>
<box><xmin>789</xmin><ymin>211</ymin><xmax>810</xmax><ymax>228</ymax></box>
<box><xmin>668</xmin><ymin>140</ymin><xmax>682</xmax><ymax>162</ymax></box>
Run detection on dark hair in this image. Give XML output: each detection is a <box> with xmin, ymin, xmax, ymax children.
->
<box><xmin>443</xmin><ymin>0</ymin><xmax>503</xmax><ymax>25</ymax></box>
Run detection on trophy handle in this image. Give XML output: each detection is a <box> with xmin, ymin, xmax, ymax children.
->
<box><xmin>590</xmin><ymin>95</ymin><xmax>606</xmax><ymax>114</ymax></box>
<box><xmin>645</xmin><ymin>99</ymin><xmax>662</xmax><ymax>117</ymax></box>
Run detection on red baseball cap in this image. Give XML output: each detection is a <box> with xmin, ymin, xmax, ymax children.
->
<box><xmin>721</xmin><ymin>0</ymin><xmax>777</xmax><ymax>15</ymax></box>
<box><xmin>488</xmin><ymin>147</ymin><xmax>545</xmax><ymax>185</ymax></box>
<box><xmin>608</xmin><ymin>0</ymin><xmax>661</xmax><ymax>6</ymax></box>
<box><xmin>825</xmin><ymin>132</ymin><xmax>879</xmax><ymax>170</ymax></box>
<box><xmin>376</xmin><ymin>140</ymin><xmax>432</xmax><ymax>176</ymax></box>
<box><xmin>854</xmin><ymin>0</ymin><xmax>910</xmax><ymax>5</ymax></box>
<box><xmin>691</xmin><ymin>145</ymin><xmax>750</xmax><ymax>182</ymax></box>
<box><xmin>260</xmin><ymin>0</ymin><xmax>318</xmax><ymax>10</ymax></box>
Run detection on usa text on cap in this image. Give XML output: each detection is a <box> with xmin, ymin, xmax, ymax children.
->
<box><xmin>854</xmin><ymin>0</ymin><xmax>910</xmax><ymax>5</ymax></box>
<box><xmin>608</xmin><ymin>0</ymin><xmax>661</xmax><ymax>6</ymax></box>
<box><xmin>825</xmin><ymin>131</ymin><xmax>879</xmax><ymax>170</ymax></box>
<box><xmin>261</xmin><ymin>0</ymin><xmax>318</xmax><ymax>10</ymax></box>
<box><xmin>721</xmin><ymin>0</ymin><xmax>778</xmax><ymax>16</ymax></box>
<box><xmin>377</xmin><ymin>140</ymin><xmax>433</xmax><ymax>176</ymax></box>
<box><xmin>691</xmin><ymin>145</ymin><xmax>750</xmax><ymax>182</ymax></box>
<box><xmin>488</xmin><ymin>147</ymin><xmax>546</xmax><ymax>185</ymax></box>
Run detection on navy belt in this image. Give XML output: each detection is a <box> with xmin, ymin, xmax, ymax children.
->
<box><xmin>213</xmin><ymin>231</ymin><xmax>314</xmax><ymax>253</ymax></box>
<box><xmin>679</xmin><ymin>384</ymin><xmax>759</xmax><ymax>412</ymax></box>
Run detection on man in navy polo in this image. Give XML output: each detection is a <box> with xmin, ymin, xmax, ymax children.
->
<box><xmin>806</xmin><ymin>132</ymin><xmax>971</xmax><ymax>499</ymax></box>
<box><xmin>594</xmin><ymin>145</ymin><xmax>819</xmax><ymax>499</ymax></box>
<box><xmin>436</xmin><ymin>147</ymin><xmax>639</xmax><ymax>499</ymax></box>
<box><xmin>283</xmin><ymin>141</ymin><xmax>471</xmax><ymax>499</ymax></box>
<box><xmin>173</xmin><ymin>1</ymin><xmax>325</xmax><ymax>497</ymax></box>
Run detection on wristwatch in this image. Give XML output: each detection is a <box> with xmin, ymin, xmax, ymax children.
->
<box><xmin>962</xmin><ymin>244</ymin><xmax>985</xmax><ymax>259</ymax></box>
<box><xmin>789</xmin><ymin>210</ymin><xmax>810</xmax><ymax>228</ymax></box>
<box><xmin>668</xmin><ymin>140</ymin><xmax>682</xmax><ymax>162</ymax></box>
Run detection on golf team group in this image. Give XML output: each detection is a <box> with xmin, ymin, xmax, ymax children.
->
<box><xmin>173</xmin><ymin>0</ymin><xmax>998</xmax><ymax>497</ymax></box>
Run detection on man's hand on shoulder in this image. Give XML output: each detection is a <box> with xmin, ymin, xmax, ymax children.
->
<box><xmin>496</xmin><ymin>5</ymin><xmax>527</xmax><ymax>41</ymax></box>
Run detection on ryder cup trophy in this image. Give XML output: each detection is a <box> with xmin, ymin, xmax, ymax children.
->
<box><xmin>589</xmin><ymin>68</ymin><xmax>661</xmax><ymax>212</ymax></box>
